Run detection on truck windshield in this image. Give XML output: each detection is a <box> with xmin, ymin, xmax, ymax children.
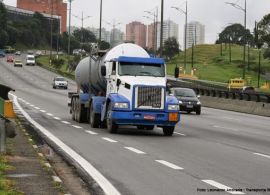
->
<box><xmin>27</xmin><ymin>57</ymin><xmax>35</xmax><ymax>61</ymax></box>
<box><xmin>118</xmin><ymin>62</ymin><xmax>165</xmax><ymax>77</ymax></box>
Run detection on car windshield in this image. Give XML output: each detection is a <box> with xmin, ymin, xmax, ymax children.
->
<box><xmin>174</xmin><ymin>89</ymin><xmax>196</xmax><ymax>97</ymax></box>
<box><xmin>27</xmin><ymin>57</ymin><xmax>34</xmax><ymax>60</ymax></box>
<box><xmin>15</xmin><ymin>60</ymin><xmax>21</xmax><ymax>63</ymax></box>
<box><xmin>118</xmin><ymin>62</ymin><xmax>165</xmax><ymax>77</ymax></box>
<box><xmin>55</xmin><ymin>77</ymin><xmax>65</xmax><ymax>81</ymax></box>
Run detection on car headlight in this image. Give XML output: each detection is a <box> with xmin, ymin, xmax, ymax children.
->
<box><xmin>168</xmin><ymin>104</ymin><xmax>179</xmax><ymax>111</ymax></box>
<box><xmin>114</xmin><ymin>102</ymin><xmax>128</xmax><ymax>109</ymax></box>
<box><xmin>197</xmin><ymin>101</ymin><xmax>201</xmax><ymax>105</ymax></box>
<box><xmin>178</xmin><ymin>100</ymin><xmax>183</xmax><ymax>104</ymax></box>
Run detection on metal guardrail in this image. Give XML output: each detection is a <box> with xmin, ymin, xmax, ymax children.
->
<box><xmin>168</xmin><ymin>79</ymin><xmax>270</xmax><ymax>103</ymax></box>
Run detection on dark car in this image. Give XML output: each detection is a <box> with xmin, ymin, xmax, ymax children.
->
<box><xmin>241</xmin><ymin>86</ymin><xmax>255</xmax><ymax>94</ymax></box>
<box><xmin>170</xmin><ymin>87</ymin><xmax>201</xmax><ymax>115</ymax></box>
<box><xmin>0</xmin><ymin>50</ymin><xmax>5</xmax><ymax>57</ymax></box>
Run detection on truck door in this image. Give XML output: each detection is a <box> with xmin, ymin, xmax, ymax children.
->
<box><xmin>106</xmin><ymin>61</ymin><xmax>117</xmax><ymax>96</ymax></box>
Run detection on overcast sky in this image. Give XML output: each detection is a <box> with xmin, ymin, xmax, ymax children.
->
<box><xmin>4</xmin><ymin>0</ymin><xmax>270</xmax><ymax>47</ymax></box>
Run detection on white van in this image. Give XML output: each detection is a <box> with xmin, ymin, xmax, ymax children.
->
<box><xmin>26</xmin><ymin>55</ymin><xmax>36</xmax><ymax>66</ymax></box>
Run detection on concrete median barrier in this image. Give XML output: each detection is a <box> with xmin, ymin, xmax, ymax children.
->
<box><xmin>200</xmin><ymin>96</ymin><xmax>270</xmax><ymax>117</ymax></box>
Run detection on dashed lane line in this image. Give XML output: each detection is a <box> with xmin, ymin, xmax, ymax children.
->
<box><xmin>213</xmin><ymin>125</ymin><xmax>239</xmax><ymax>131</ymax></box>
<box><xmin>124</xmin><ymin>147</ymin><xmax>146</xmax><ymax>154</ymax></box>
<box><xmin>102</xmin><ymin>137</ymin><xmax>118</xmax><ymax>143</ymax></box>
<box><xmin>40</xmin><ymin>110</ymin><xmax>46</xmax><ymax>113</ymax></box>
<box><xmin>253</xmin><ymin>152</ymin><xmax>270</xmax><ymax>159</ymax></box>
<box><xmin>202</xmin><ymin>180</ymin><xmax>245</xmax><ymax>194</ymax></box>
<box><xmin>61</xmin><ymin>121</ymin><xmax>71</xmax><ymax>125</ymax></box>
<box><xmin>34</xmin><ymin>107</ymin><xmax>40</xmax><ymax>110</ymax></box>
<box><xmin>85</xmin><ymin>130</ymin><xmax>98</xmax><ymax>135</ymax></box>
<box><xmin>46</xmin><ymin>113</ymin><xmax>54</xmax><ymax>116</ymax></box>
<box><xmin>53</xmin><ymin>117</ymin><xmax>61</xmax><ymax>120</ymax></box>
<box><xmin>174</xmin><ymin>132</ymin><xmax>186</xmax><ymax>136</ymax></box>
<box><xmin>71</xmin><ymin>125</ymin><xmax>83</xmax><ymax>129</ymax></box>
<box><xmin>155</xmin><ymin>160</ymin><xmax>184</xmax><ymax>170</ymax></box>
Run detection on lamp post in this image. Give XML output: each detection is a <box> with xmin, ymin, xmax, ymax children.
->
<box><xmin>106</xmin><ymin>20</ymin><xmax>121</xmax><ymax>47</ymax></box>
<box><xmin>99</xmin><ymin>0</ymin><xmax>103</xmax><ymax>49</ymax></box>
<box><xmin>73</xmin><ymin>12</ymin><xmax>92</xmax><ymax>43</ymax></box>
<box><xmin>144</xmin><ymin>8</ymin><xmax>158</xmax><ymax>55</ymax></box>
<box><xmin>172</xmin><ymin>0</ymin><xmax>187</xmax><ymax>74</ymax></box>
<box><xmin>160</xmin><ymin>0</ymin><xmax>164</xmax><ymax>57</ymax></box>
<box><xmin>50</xmin><ymin>0</ymin><xmax>54</xmax><ymax>65</ymax></box>
<box><xmin>226</xmin><ymin>0</ymin><xmax>247</xmax><ymax>79</ymax></box>
<box><xmin>68</xmin><ymin>0</ymin><xmax>72</xmax><ymax>66</ymax></box>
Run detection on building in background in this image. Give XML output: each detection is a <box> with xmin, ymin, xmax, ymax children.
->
<box><xmin>17</xmin><ymin>0</ymin><xmax>67</xmax><ymax>33</ymax></box>
<box><xmin>156</xmin><ymin>20</ymin><xmax>179</xmax><ymax>49</ymax></box>
<box><xmin>147</xmin><ymin>23</ymin><xmax>156</xmax><ymax>50</ymax></box>
<box><xmin>88</xmin><ymin>27</ymin><xmax>111</xmax><ymax>43</ymax></box>
<box><xmin>185</xmin><ymin>21</ymin><xmax>205</xmax><ymax>49</ymax></box>
<box><xmin>126</xmin><ymin>21</ymin><xmax>147</xmax><ymax>48</ymax></box>
<box><xmin>110</xmin><ymin>28</ymin><xmax>125</xmax><ymax>47</ymax></box>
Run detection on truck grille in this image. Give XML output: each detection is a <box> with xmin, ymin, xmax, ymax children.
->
<box><xmin>135</xmin><ymin>86</ymin><xmax>164</xmax><ymax>109</ymax></box>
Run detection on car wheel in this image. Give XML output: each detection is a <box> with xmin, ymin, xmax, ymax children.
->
<box><xmin>163</xmin><ymin>126</ymin><xmax>175</xmax><ymax>136</ymax></box>
<box><xmin>106</xmin><ymin>103</ymin><xmax>118</xmax><ymax>133</ymax></box>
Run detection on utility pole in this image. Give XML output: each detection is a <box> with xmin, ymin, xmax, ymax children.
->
<box><xmin>68</xmin><ymin>0</ymin><xmax>72</xmax><ymax>66</ymax></box>
<box><xmin>50</xmin><ymin>0</ymin><xmax>54</xmax><ymax>65</ymax></box>
<box><xmin>99</xmin><ymin>0</ymin><xmax>103</xmax><ymax>49</ymax></box>
<box><xmin>160</xmin><ymin>0</ymin><xmax>164</xmax><ymax>57</ymax></box>
<box><xmin>73</xmin><ymin>12</ymin><xmax>92</xmax><ymax>43</ymax></box>
<box><xmin>171</xmin><ymin>0</ymin><xmax>187</xmax><ymax>73</ymax></box>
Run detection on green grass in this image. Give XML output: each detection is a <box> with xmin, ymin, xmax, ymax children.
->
<box><xmin>167</xmin><ymin>44</ymin><xmax>270</xmax><ymax>88</ymax></box>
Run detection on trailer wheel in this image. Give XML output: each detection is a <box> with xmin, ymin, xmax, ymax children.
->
<box><xmin>106</xmin><ymin>103</ymin><xmax>118</xmax><ymax>133</ymax></box>
<box><xmin>71</xmin><ymin>98</ymin><xmax>75</xmax><ymax>120</ymax></box>
<box><xmin>90</xmin><ymin>103</ymin><xmax>100</xmax><ymax>128</ymax></box>
<box><xmin>163</xmin><ymin>126</ymin><xmax>175</xmax><ymax>136</ymax></box>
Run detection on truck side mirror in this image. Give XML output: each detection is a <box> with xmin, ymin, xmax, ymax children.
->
<box><xmin>101</xmin><ymin>66</ymin><xmax>106</xmax><ymax>76</ymax></box>
<box><xmin>174</xmin><ymin>67</ymin><xmax>179</xmax><ymax>78</ymax></box>
<box><xmin>117</xmin><ymin>79</ymin><xmax>121</xmax><ymax>87</ymax></box>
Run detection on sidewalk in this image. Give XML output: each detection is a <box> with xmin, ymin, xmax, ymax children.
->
<box><xmin>3</xmin><ymin>106</ymin><xmax>92</xmax><ymax>195</ymax></box>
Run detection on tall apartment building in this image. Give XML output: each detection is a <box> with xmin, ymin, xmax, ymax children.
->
<box><xmin>156</xmin><ymin>20</ymin><xmax>179</xmax><ymax>49</ymax></box>
<box><xmin>126</xmin><ymin>21</ymin><xmax>147</xmax><ymax>48</ymax></box>
<box><xmin>185</xmin><ymin>21</ymin><xmax>205</xmax><ymax>49</ymax></box>
<box><xmin>147</xmin><ymin>23</ymin><xmax>157</xmax><ymax>50</ymax></box>
<box><xmin>110</xmin><ymin>28</ymin><xmax>125</xmax><ymax>47</ymax></box>
<box><xmin>17</xmin><ymin>0</ymin><xmax>67</xmax><ymax>33</ymax></box>
<box><xmin>88</xmin><ymin>27</ymin><xmax>111</xmax><ymax>43</ymax></box>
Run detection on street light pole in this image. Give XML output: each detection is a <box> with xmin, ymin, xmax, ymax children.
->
<box><xmin>106</xmin><ymin>21</ymin><xmax>121</xmax><ymax>47</ymax></box>
<box><xmin>68</xmin><ymin>0</ymin><xmax>72</xmax><ymax>65</ymax></box>
<box><xmin>160</xmin><ymin>0</ymin><xmax>164</xmax><ymax>57</ymax></box>
<box><xmin>99</xmin><ymin>0</ymin><xmax>103</xmax><ymax>49</ymax></box>
<box><xmin>171</xmin><ymin>0</ymin><xmax>187</xmax><ymax>73</ymax></box>
<box><xmin>226</xmin><ymin>0</ymin><xmax>247</xmax><ymax>79</ymax></box>
<box><xmin>73</xmin><ymin>12</ymin><xmax>92</xmax><ymax>43</ymax></box>
<box><xmin>50</xmin><ymin>0</ymin><xmax>54</xmax><ymax>65</ymax></box>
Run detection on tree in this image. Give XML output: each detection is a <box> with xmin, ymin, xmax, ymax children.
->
<box><xmin>73</xmin><ymin>28</ymin><xmax>96</xmax><ymax>43</ymax></box>
<box><xmin>0</xmin><ymin>30</ymin><xmax>8</xmax><ymax>48</ymax></box>
<box><xmin>99</xmin><ymin>40</ymin><xmax>110</xmax><ymax>50</ymax></box>
<box><xmin>162</xmin><ymin>37</ymin><xmax>180</xmax><ymax>60</ymax></box>
<box><xmin>258</xmin><ymin>13</ymin><xmax>270</xmax><ymax>47</ymax></box>
<box><xmin>217</xmin><ymin>23</ymin><xmax>254</xmax><ymax>46</ymax></box>
<box><xmin>0</xmin><ymin>2</ymin><xmax>7</xmax><ymax>30</ymax></box>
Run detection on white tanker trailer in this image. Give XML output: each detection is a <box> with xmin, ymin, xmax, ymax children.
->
<box><xmin>69</xmin><ymin>43</ymin><xmax>180</xmax><ymax>135</ymax></box>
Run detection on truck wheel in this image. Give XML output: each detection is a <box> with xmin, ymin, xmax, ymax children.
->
<box><xmin>90</xmin><ymin>103</ymin><xmax>100</xmax><ymax>128</ymax></box>
<box><xmin>163</xmin><ymin>126</ymin><xmax>175</xmax><ymax>136</ymax></box>
<box><xmin>106</xmin><ymin>103</ymin><xmax>118</xmax><ymax>133</ymax></box>
<box><xmin>71</xmin><ymin>98</ymin><xmax>75</xmax><ymax>120</ymax></box>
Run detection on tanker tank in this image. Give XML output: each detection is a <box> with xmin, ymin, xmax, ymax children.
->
<box><xmin>75</xmin><ymin>43</ymin><xmax>150</xmax><ymax>94</ymax></box>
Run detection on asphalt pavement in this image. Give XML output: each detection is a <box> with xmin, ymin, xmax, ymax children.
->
<box><xmin>1</xmin><ymin>56</ymin><xmax>270</xmax><ymax>195</ymax></box>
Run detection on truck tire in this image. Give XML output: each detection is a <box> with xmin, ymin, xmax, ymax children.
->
<box><xmin>196</xmin><ymin>108</ymin><xmax>201</xmax><ymax>115</ymax></box>
<box><xmin>163</xmin><ymin>126</ymin><xmax>175</xmax><ymax>136</ymax></box>
<box><xmin>71</xmin><ymin>98</ymin><xmax>76</xmax><ymax>120</ymax></box>
<box><xmin>90</xmin><ymin>103</ymin><xmax>100</xmax><ymax>128</ymax></box>
<box><xmin>106</xmin><ymin>103</ymin><xmax>118</xmax><ymax>133</ymax></box>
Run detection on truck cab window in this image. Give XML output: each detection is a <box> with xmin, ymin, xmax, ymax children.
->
<box><xmin>112</xmin><ymin>62</ymin><xmax>116</xmax><ymax>75</ymax></box>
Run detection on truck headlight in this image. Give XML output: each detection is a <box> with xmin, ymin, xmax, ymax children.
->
<box><xmin>178</xmin><ymin>100</ymin><xmax>183</xmax><ymax>104</ymax></box>
<box><xmin>168</xmin><ymin>104</ymin><xmax>179</xmax><ymax>111</ymax></box>
<box><xmin>197</xmin><ymin>101</ymin><xmax>201</xmax><ymax>105</ymax></box>
<box><xmin>114</xmin><ymin>102</ymin><xmax>128</xmax><ymax>109</ymax></box>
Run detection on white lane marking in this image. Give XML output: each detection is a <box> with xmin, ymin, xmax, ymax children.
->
<box><xmin>34</xmin><ymin>107</ymin><xmax>40</xmax><ymax>110</ymax></box>
<box><xmin>202</xmin><ymin>180</ymin><xmax>245</xmax><ymax>194</ymax></box>
<box><xmin>85</xmin><ymin>130</ymin><xmax>98</xmax><ymax>135</ymax></box>
<box><xmin>222</xmin><ymin>116</ymin><xmax>241</xmax><ymax>122</ymax></box>
<box><xmin>11</xmin><ymin>94</ymin><xmax>121</xmax><ymax>195</ymax></box>
<box><xmin>53</xmin><ymin>117</ymin><xmax>61</xmax><ymax>120</ymax></box>
<box><xmin>102</xmin><ymin>137</ymin><xmax>118</xmax><ymax>143</ymax></box>
<box><xmin>213</xmin><ymin>125</ymin><xmax>239</xmax><ymax>131</ymax></box>
<box><xmin>25</xmin><ymin>102</ymin><xmax>30</xmax><ymax>105</ymax></box>
<box><xmin>174</xmin><ymin>132</ymin><xmax>186</xmax><ymax>136</ymax></box>
<box><xmin>46</xmin><ymin>113</ymin><xmax>53</xmax><ymax>116</ymax></box>
<box><xmin>30</xmin><ymin>104</ymin><xmax>35</xmax><ymax>107</ymax></box>
<box><xmin>124</xmin><ymin>147</ymin><xmax>146</xmax><ymax>154</ymax></box>
<box><xmin>254</xmin><ymin>153</ymin><xmax>270</xmax><ymax>159</ymax></box>
<box><xmin>40</xmin><ymin>110</ymin><xmax>46</xmax><ymax>113</ymax></box>
<box><xmin>155</xmin><ymin>160</ymin><xmax>184</xmax><ymax>170</ymax></box>
<box><xmin>61</xmin><ymin>121</ymin><xmax>71</xmax><ymax>124</ymax></box>
<box><xmin>72</xmin><ymin>125</ymin><xmax>82</xmax><ymax>129</ymax></box>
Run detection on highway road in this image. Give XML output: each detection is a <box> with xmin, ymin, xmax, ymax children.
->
<box><xmin>1</xmin><ymin>55</ymin><xmax>270</xmax><ymax>195</ymax></box>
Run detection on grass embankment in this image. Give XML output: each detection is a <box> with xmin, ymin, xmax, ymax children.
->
<box><xmin>36</xmin><ymin>55</ymin><xmax>75</xmax><ymax>80</ymax></box>
<box><xmin>167</xmin><ymin>44</ymin><xmax>270</xmax><ymax>87</ymax></box>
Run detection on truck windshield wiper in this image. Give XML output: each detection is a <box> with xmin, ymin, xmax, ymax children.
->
<box><xmin>138</xmin><ymin>71</ymin><xmax>156</xmax><ymax>77</ymax></box>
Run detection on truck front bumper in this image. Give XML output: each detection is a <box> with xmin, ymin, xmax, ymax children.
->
<box><xmin>111</xmin><ymin>110</ymin><xmax>180</xmax><ymax>126</ymax></box>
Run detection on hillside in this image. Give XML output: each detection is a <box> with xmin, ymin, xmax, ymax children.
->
<box><xmin>167</xmin><ymin>44</ymin><xmax>270</xmax><ymax>87</ymax></box>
